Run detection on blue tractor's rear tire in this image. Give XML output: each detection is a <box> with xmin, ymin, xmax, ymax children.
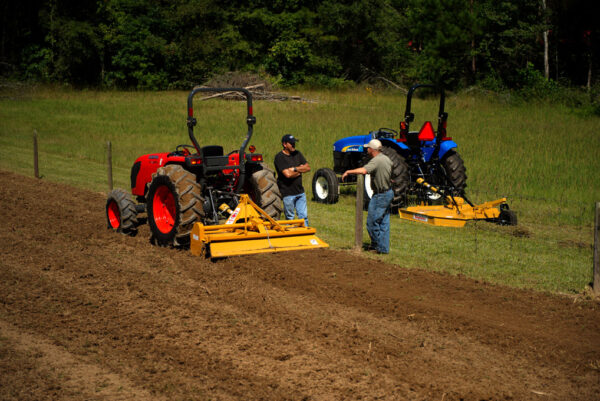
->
<box><xmin>381</xmin><ymin>146</ymin><xmax>410</xmax><ymax>203</ymax></box>
<box><xmin>442</xmin><ymin>150</ymin><xmax>467</xmax><ymax>194</ymax></box>
<box><xmin>362</xmin><ymin>146</ymin><xmax>409</xmax><ymax>209</ymax></box>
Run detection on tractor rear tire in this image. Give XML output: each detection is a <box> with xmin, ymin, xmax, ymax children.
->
<box><xmin>248</xmin><ymin>164</ymin><xmax>283</xmax><ymax>219</ymax></box>
<box><xmin>106</xmin><ymin>188</ymin><xmax>138</xmax><ymax>234</ymax></box>
<box><xmin>312</xmin><ymin>168</ymin><xmax>339</xmax><ymax>204</ymax></box>
<box><xmin>363</xmin><ymin>146</ymin><xmax>409</xmax><ymax>209</ymax></box>
<box><xmin>381</xmin><ymin>146</ymin><xmax>410</xmax><ymax>203</ymax></box>
<box><xmin>442</xmin><ymin>150</ymin><xmax>467</xmax><ymax>193</ymax></box>
<box><xmin>146</xmin><ymin>165</ymin><xmax>204</xmax><ymax>247</ymax></box>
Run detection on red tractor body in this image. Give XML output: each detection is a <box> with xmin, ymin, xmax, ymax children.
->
<box><xmin>106</xmin><ymin>88</ymin><xmax>281</xmax><ymax>247</ymax></box>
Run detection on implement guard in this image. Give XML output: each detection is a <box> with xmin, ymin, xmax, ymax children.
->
<box><xmin>191</xmin><ymin>195</ymin><xmax>328</xmax><ymax>258</ymax></box>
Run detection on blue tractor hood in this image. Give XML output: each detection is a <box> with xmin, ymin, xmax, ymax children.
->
<box><xmin>333</xmin><ymin>134</ymin><xmax>373</xmax><ymax>153</ymax></box>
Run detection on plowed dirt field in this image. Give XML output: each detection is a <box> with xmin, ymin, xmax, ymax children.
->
<box><xmin>1</xmin><ymin>170</ymin><xmax>599</xmax><ymax>400</ymax></box>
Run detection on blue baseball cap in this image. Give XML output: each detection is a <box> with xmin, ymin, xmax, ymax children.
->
<box><xmin>281</xmin><ymin>134</ymin><xmax>298</xmax><ymax>145</ymax></box>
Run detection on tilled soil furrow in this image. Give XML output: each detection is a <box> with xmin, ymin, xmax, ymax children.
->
<box><xmin>1</xmin><ymin>170</ymin><xmax>599</xmax><ymax>401</ymax></box>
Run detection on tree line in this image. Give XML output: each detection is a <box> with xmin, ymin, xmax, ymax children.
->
<box><xmin>1</xmin><ymin>0</ymin><xmax>596</xmax><ymax>91</ymax></box>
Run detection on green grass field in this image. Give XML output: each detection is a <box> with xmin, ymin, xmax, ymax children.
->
<box><xmin>1</xmin><ymin>85</ymin><xmax>599</xmax><ymax>294</ymax></box>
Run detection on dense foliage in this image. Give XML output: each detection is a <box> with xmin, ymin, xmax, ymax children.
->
<box><xmin>1</xmin><ymin>0</ymin><xmax>597</xmax><ymax>91</ymax></box>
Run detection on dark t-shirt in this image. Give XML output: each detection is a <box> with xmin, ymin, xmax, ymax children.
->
<box><xmin>274</xmin><ymin>150</ymin><xmax>307</xmax><ymax>197</ymax></box>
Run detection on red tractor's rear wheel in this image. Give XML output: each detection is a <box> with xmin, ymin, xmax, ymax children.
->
<box><xmin>106</xmin><ymin>188</ymin><xmax>138</xmax><ymax>234</ymax></box>
<box><xmin>146</xmin><ymin>165</ymin><xmax>204</xmax><ymax>247</ymax></box>
<box><xmin>247</xmin><ymin>163</ymin><xmax>282</xmax><ymax>219</ymax></box>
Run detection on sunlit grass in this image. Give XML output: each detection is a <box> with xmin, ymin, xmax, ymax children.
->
<box><xmin>1</xmin><ymin>85</ymin><xmax>598</xmax><ymax>293</ymax></box>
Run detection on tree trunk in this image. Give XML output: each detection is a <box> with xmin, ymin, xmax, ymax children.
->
<box><xmin>471</xmin><ymin>0</ymin><xmax>476</xmax><ymax>74</ymax></box>
<box><xmin>541</xmin><ymin>0</ymin><xmax>549</xmax><ymax>80</ymax></box>
<box><xmin>588</xmin><ymin>57</ymin><xmax>592</xmax><ymax>91</ymax></box>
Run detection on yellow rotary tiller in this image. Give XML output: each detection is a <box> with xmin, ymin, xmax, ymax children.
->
<box><xmin>399</xmin><ymin>178</ymin><xmax>517</xmax><ymax>227</ymax></box>
<box><xmin>190</xmin><ymin>194</ymin><xmax>328</xmax><ymax>258</ymax></box>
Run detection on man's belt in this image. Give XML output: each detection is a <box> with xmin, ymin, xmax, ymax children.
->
<box><xmin>372</xmin><ymin>187</ymin><xmax>391</xmax><ymax>194</ymax></box>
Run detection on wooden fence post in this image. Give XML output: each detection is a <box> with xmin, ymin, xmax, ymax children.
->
<box><xmin>33</xmin><ymin>130</ymin><xmax>39</xmax><ymax>178</ymax></box>
<box><xmin>354</xmin><ymin>175</ymin><xmax>364</xmax><ymax>251</ymax></box>
<box><xmin>594</xmin><ymin>202</ymin><xmax>600</xmax><ymax>294</ymax></box>
<box><xmin>107</xmin><ymin>141</ymin><xmax>113</xmax><ymax>191</ymax></box>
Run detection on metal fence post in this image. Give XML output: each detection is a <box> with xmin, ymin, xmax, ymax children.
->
<box><xmin>107</xmin><ymin>141</ymin><xmax>113</xmax><ymax>191</ymax></box>
<box><xmin>594</xmin><ymin>202</ymin><xmax>599</xmax><ymax>294</ymax></box>
<box><xmin>355</xmin><ymin>175</ymin><xmax>364</xmax><ymax>251</ymax></box>
<box><xmin>33</xmin><ymin>130</ymin><xmax>39</xmax><ymax>178</ymax></box>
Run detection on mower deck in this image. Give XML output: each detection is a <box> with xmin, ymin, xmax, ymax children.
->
<box><xmin>399</xmin><ymin>197</ymin><xmax>508</xmax><ymax>227</ymax></box>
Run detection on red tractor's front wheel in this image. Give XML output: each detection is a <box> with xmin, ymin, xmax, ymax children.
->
<box><xmin>106</xmin><ymin>188</ymin><xmax>138</xmax><ymax>234</ymax></box>
<box><xmin>146</xmin><ymin>165</ymin><xmax>204</xmax><ymax>247</ymax></box>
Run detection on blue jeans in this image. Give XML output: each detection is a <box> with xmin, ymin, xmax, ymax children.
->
<box><xmin>366</xmin><ymin>189</ymin><xmax>393</xmax><ymax>254</ymax></box>
<box><xmin>283</xmin><ymin>193</ymin><xmax>308</xmax><ymax>227</ymax></box>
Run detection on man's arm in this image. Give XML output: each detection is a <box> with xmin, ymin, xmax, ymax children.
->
<box><xmin>281</xmin><ymin>153</ymin><xmax>310</xmax><ymax>178</ymax></box>
<box><xmin>281</xmin><ymin>162</ymin><xmax>309</xmax><ymax>178</ymax></box>
<box><xmin>341</xmin><ymin>167</ymin><xmax>368</xmax><ymax>181</ymax></box>
<box><xmin>296</xmin><ymin>162</ymin><xmax>310</xmax><ymax>173</ymax></box>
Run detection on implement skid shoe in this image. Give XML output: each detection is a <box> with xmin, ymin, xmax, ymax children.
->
<box><xmin>190</xmin><ymin>194</ymin><xmax>328</xmax><ymax>258</ymax></box>
<box><xmin>399</xmin><ymin>197</ymin><xmax>509</xmax><ymax>227</ymax></box>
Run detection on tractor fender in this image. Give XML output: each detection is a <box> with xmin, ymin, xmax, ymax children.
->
<box><xmin>419</xmin><ymin>139</ymin><xmax>458</xmax><ymax>162</ymax></box>
<box><xmin>438</xmin><ymin>139</ymin><xmax>458</xmax><ymax>159</ymax></box>
<box><xmin>414</xmin><ymin>141</ymin><xmax>458</xmax><ymax>162</ymax></box>
<box><xmin>131</xmin><ymin>152</ymin><xmax>186</xmax><ymax>197</ymax></box>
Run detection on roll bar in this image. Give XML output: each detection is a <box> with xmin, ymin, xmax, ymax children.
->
<box><xmin>186</xmin><ymin>87</ymin><xmax>256</xmax><ymax>193</ymax></box>
<box><xmin>186</xmin><ymin>87</ymin><xmax>255</xmax><ymax>156</ymax></box>
<box><xmin>402</xmin><ymin>84</ymin><xmax>448</xmax><ymax>158</ymax></box>
<box><xmin>403</xmin><ymin>84</ymin><xmax>446</xmax><ymax>131</ymax></box>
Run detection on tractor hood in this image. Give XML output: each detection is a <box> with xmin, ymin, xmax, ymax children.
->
<box><xmin>333</xmin><ymin>134</ymin><xmax>408</xmax><ymax>153</ymax></box>
<box><xmin>333</xmin><ymin>134</ymin><xmax>372</xmax><ymax>153</ymax></box>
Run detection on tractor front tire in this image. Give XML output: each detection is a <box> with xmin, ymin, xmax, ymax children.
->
<box><xmin>312</xmin><ymin>168</ymin><xmax>339</xmax><ymax>204</ymax></box>
<box><xmin>106</xmin><ymin>188</ymin><xmax>138</xmax><ymax>234</ymax></box>
<box><xmin>146</xmin><ymin>165</ymin><xmax>204</xmax><ymax>247</ymax></box>
<box><xmin>248</xmin><ymin>164</ymin><xmax>283</xmax><ymax>219</ymax></box>
<box><xmin>442</xmin><ymin>150</ymin><xmax>467</xmax><ymax>194</ymax></box>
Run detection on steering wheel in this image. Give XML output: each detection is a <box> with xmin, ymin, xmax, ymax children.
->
<box><xmin>376</xmin><ymin>128</ymin><xmax>398</xmax><ymax>139</ymax></box>
<box><xmin>174</xmin><ymin>144</ymin><xmax>196</xmax><ymax>156</ymax></box>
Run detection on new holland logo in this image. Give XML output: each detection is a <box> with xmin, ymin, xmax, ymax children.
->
<box><xmin>413</xmin><ymin>214</ymin><xmax>428</xmax><ymax>222</ymax></box>
<box><xmin>342</xmin><ymin>145</ymin><xmax>362</xmax><ymax>152</ymax></box>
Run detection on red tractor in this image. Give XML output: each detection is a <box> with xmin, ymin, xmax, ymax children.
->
<box><xmin>106</xmin><ymin>87</ymin><xmax>282</xmax><ymax>246</ymax></box>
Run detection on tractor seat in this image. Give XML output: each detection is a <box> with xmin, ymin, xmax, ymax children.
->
<box><xmin>202</xmin><ymin>145</ymin><xmax>230</xmax><ymax>168</ymax></box>
<box><xmin>202</xmin><ymin>145</ymin><xmax>224</xmax><ymax>157</ymax></box>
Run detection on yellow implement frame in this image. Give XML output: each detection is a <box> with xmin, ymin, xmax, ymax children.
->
<box><xmin>398</xmin><ymin>178</ymin><xmax>511</xmax><ymax>227</ymax></box>
<box><xmin>190</xmin><ymin>194</ymin><xmax>328</xmax><ymax>258</ymax></box>
<box><xmin>399</xmin><ymin>196</ymin><xmax>507</xmax><ymax>227</ymax></box>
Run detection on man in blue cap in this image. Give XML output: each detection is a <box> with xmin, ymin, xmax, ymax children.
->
<box><xmin>274</xmin><ymin>134</ymin><xmax>311</xmax><ymax>226</ymax></box>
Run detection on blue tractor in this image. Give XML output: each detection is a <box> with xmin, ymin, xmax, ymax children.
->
<box><xmin>312</xmin><ymin>84</ymin><xmax>467</xmax><ymax>208</ymax></box>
